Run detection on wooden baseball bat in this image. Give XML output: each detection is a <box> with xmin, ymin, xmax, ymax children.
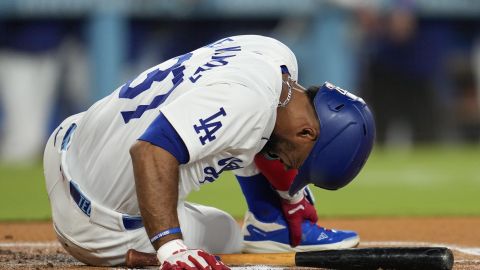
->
<box><xmin>126</xmin><ymin>247</ymin><xmax>454</xmax><ymax>269</ymax></box>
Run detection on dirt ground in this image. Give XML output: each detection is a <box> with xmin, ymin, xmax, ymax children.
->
<box><xmin>1</xmin><ymin>217</ymin><xmax>479</xmax><ymax>269</ymax></box>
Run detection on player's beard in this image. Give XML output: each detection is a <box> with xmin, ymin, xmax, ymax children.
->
<box><xmin>260</xmin><ymin>133</ymin><xmax>295</xmax><ymax>166</ymax></box>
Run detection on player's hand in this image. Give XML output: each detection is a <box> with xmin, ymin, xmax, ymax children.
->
<box><xmin>160</xmin><ymin>248</ymin><xmax>229</xmax><ymax>270</ymax></box>
<box><xmin>280</xmin><ymin>194</ymin><xmax>318</xmax><ymax>247</ymax></box>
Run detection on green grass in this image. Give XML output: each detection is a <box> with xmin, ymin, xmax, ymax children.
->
<box><xmin>0</xmin><ymin>162</ymin><xmax>50</xmax><ymax>220</ymax></box>
<box><xmin>189</xmin><ymin>145</ymin><xmax>480</xmax><ymax>217</ymax></box>
<box><xmin>1</xmin><ymin>146</ymin><xmax>479</xmax><ymax>221</ymax></box>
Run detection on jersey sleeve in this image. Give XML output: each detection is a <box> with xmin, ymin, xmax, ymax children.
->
<box><xmin>138</xmin><ymin>113</ymin><xmax>190</xmax><ymax>164</ymax></box>
<box><xmin>159</xmin><ymin>82</ymin><xmax>274</xmax><ymax>163</ymax></box>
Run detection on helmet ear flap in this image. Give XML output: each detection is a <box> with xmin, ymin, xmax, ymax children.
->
<box><xmin>289</xmin><ymin>82</ymin><xmax>375</xmax><ymax>196</ymax></box>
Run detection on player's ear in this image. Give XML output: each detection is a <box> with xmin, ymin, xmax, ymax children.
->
<box><xmin>297</xmin><ymin>127</ymin><xmax>317</xmax><ymax>142</ymax></box>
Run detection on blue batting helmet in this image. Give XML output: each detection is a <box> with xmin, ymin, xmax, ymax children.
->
<box><xmin>289</xmin><ymin>82</ymin><xmax>375</xmax><ymax>196</ymax></box>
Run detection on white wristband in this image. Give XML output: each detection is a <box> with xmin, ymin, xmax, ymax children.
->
<box><xmin>157</xmin><ymin>239</ymin><xmax>188</xmax><ymax>263</ymax></box>
<box><xmin>277</xmin><ymin>189</ymin><xmax>304</xmax><ymax>204</ymax></box>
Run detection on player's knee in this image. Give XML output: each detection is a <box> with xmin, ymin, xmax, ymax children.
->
<box><xmin>56</xmin><ymin>234</ymin><xmax>125</xmax><ymax>266</ymax></box>
<box><xmin>184</xmin><ymin>203</ymin><xmax>242</xmax><ymax>254</ymax></box>
<box><xmin>207</xmin><ymin>210</ymin><xmax>243</xmax><ymax>253</ymax></box>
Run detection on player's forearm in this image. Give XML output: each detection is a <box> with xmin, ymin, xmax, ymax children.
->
<box><xmin>130</xmin><ymin>141</ymin><xmax>181</xmax><ymax>250</ymax></box>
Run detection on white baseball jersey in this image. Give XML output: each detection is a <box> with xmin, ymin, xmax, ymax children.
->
<box><xmin>64</xmin><ymin>35</ymin><xmax>298</xmax><ymax>216</ymax></box>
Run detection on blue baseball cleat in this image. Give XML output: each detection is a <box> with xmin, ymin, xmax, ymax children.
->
<box><xmin>241</xmin><ymin>211</ymin><xmax>359</xmax><ymax>253</ymax></box>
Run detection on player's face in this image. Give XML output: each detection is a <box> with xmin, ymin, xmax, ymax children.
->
<box><xmin>261</xmin><ymin>133</ymin><xmax>292</xmax><ymax>169</ymax></box>
<box><xmin>262</xmin><ymin>132</ymin><xmax>316</xmax><ymax>170</ymax></box>
<box><xmin>268</xmin><ymin>76</ymin><xmax>319</xmax><ymax>170</ymax></box>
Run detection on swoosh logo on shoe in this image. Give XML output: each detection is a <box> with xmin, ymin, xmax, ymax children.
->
<box><xmin>288</xmin><ymin>205</ymin><xmax>305</xmax><ymax>215</ymax></box>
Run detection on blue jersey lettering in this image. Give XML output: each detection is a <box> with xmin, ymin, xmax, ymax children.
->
<box><xmin>189</xmin><ymin>46</ymin><xmax>241</xmax><ymax>83</ymax></box>
<box><xmin>201</xmin><ymin>157</ymin><xmax>243</xmax><ymax>183</ymax></box>
<box><xmin>204</xmin><ymin>37</ymin><xmax>234</xmax><ymax>48</ymax></box>
<box><xmin>119</xmin><ymin>52</ymin><xmax>192</xmax><ymax>123</ymax></box>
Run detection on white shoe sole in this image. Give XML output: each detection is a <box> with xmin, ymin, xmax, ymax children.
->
<box><xmin>242</xmin><ymin>235</ymin><xmax>360</xmax><ymax>253</ymax></box>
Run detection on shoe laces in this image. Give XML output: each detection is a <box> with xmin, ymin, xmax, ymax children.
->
<box><xmin>310</xmin><ymin>222</ymin><xmax>334</xmax><ymax>232</ymax></box>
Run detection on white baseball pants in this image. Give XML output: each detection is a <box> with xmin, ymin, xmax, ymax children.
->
<box><xmin>43</xmin><ymin>114</ymin><xmax>242</xmax><ymax>266</ymax></box>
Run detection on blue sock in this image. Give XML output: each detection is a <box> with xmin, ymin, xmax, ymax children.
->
<box><xmin>236</xmin><ymin>173</ymin><xmax>282</xmax><ymax>223</ymax></box>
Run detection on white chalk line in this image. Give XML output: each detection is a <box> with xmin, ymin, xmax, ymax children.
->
<box><xmin>0</xmin><ymin>240</ymin><xmax>479</xmax><ymax>268</ymax></box>
<box><xmin>231</xmin><ymin>266</ymin><xmax>284</xmax><ymax>270</ymax></box>
<box><xmin>456</xmin><ymin>260</ymin><xmax>480</xmax><ymax>263</ymax></box>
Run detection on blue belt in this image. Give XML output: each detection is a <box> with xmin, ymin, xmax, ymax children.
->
<box><xmin>69</xmin><ymin>182</ymin><xmax>143</xmax><ymax>230</ymax></box>
<box><xmin>62</xmin><ymin>123</ymin><xmax>144</xmax><ymax>231</ymax></box>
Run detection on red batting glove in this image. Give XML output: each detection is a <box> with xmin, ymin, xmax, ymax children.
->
<box><xmin>160</xmin><ymin>249</ymin><xmax>229</xmax><ymax>270</ymax></box>
<box><xmin>280</xmin><ymin>195</ymin><xmax>318</xmax><ymax>247</ymax></box>
<box><xmin>158</xmin><ymin>239</ymin><xmax>229</xmax><ymax>270</ymax></box>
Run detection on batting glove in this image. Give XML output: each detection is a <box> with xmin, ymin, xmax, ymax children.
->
<box><xmin>158</xmin><ymin>239</ymin><xmax>229</xmax><ymax>270</ymax></box>
<box><xmin>278</xmin><ymin>189</ymin><xmax>318</xmax><ymax>247</ymax></box>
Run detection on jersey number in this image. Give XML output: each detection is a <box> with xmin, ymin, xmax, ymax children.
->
<box><xmin>119</xmin><ymin>52</ymin><xmax>192</xmax><ymax>123</ymax></box>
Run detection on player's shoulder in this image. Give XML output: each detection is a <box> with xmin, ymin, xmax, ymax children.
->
<box><xmin>229</xmin><ymin>35</ymin><xmax>288</xmax><ymax>49</ymax></box>
<box><xmin>195</xmin><ymin>58</ymin><xmax>282</xmax><ymax>110</ymax></box>
<box><xmin>227</xmin><ymin>35</ymin><xmax>298</xmax><ymax>80</ymax></box>
<box><xmin>204</xmin><ymin>79</ymin><xmax>277</xmax><ymax>111</ymax></box>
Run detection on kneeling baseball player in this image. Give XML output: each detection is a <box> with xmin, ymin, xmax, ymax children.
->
<box><xmin>43</xmin><ymin>35</ymin><xmax>375</xmax><ymax>269</ymax></box>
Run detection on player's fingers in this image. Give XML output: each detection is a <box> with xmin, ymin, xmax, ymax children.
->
<box><xmin>160</xmin><ymin>261</ymin><xmax>178</xmax><ymax>270</ymax></box>
<box><xmin>288</xmin><ymin>219</ymin><xmax>302</xmax><ymax>247</ymax></box>
<box><xmin>308</xmin><ymin>208</ymin><xmax>319</xmax><ymax>223</ymax></box>
<box><xmin>196</xmin><ymin>251</ymin><xmax>214</xmax><ymax>267</ymax></box>
<box><xmin>188</xmin><ymin>255</ymin><xmax>207</xmax><ymax>270</ymax></box>
<box><xmin>197</xmin><ymin>250</ymin><xmax>230</xmax><ymax>270</ymax></box>
<box><xmin>160</xmin><ymin>262</ymin><xmax>169</xmax><ymax>270</ymax></box>
<box><xmin>219</xmin><ymin>260</ymin><xmax>231</xmax><ymax>270</ymax></box>
<box><xmin>177</xmin><ymin>260</ymin><xmax>197</xmax><ymax>270</ymax></box>
<box><xmin>217</xmin><ymin>260</ymin><xmax>230</xmax><ymax>270</ymax></box>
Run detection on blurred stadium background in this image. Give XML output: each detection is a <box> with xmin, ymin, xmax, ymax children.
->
<box><xmin>0</xmin><ymin>0</ymin><xmax>479</xmax><ymax>220</ymax></box>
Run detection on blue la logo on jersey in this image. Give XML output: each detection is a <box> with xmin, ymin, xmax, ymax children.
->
<box><xmin>194</xmin><ymin>107</ymin><xmax>227</xmax><ymax>145</ymax></box>
<box><xmin>201</xmin><ymin>157</ymin><xmax>243</xmax><ymax>183</ymax></box>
